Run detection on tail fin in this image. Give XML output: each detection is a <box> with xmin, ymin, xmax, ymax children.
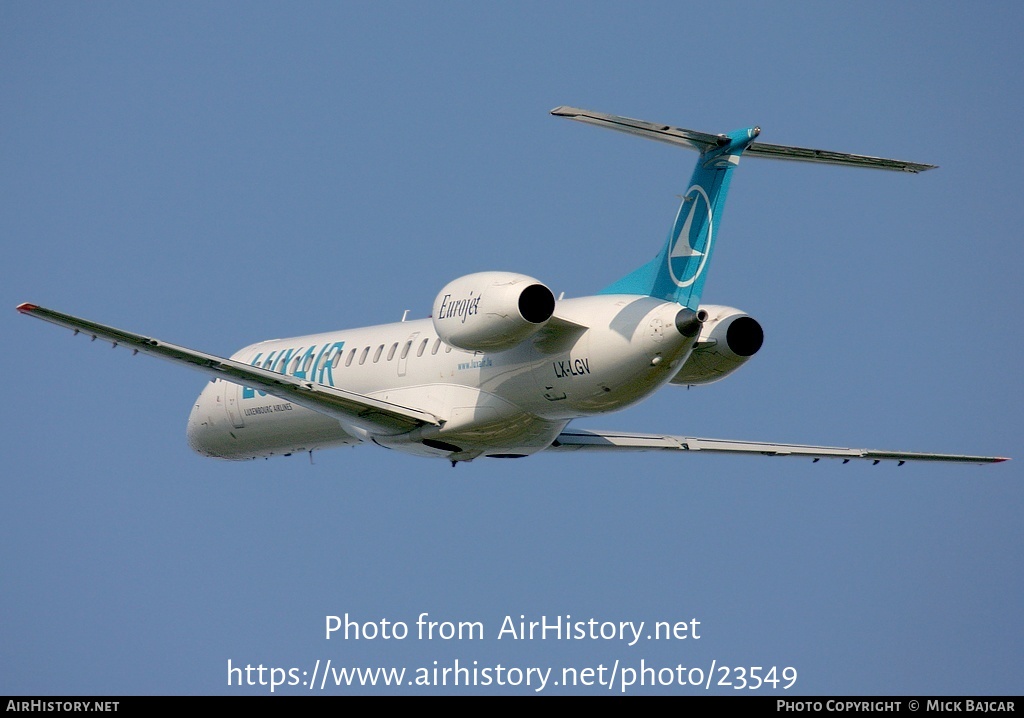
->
<box><xmin>552</xmin><ymin>107</ymin><xmax>935</xmax><ymax>310</ymax></box>
<box><xmin>598</xmin><ymin>125</ymin><xmax>757</xmax><ymax>309</ymax></box>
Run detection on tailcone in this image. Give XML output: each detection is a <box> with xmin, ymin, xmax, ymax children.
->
<box><xmin>674</xmin><ymin>307</ymin><xmax>706</xmax><ymax>338</ymax></box>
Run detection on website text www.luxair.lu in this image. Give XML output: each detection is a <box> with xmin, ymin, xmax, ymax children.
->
<box><xmin>226</xmin><ymin>613</ymin><xmax>798</xmax><ymax>694</ymax></box>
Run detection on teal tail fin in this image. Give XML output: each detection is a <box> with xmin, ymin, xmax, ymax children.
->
<box><xmin>598</xmin><ymin>126</ymin><xmax>758</xmax><ymax>310</ymax></box>
<box><xmin>551</xmin><ymin>107</ymin><xmax>936</xmax><ymax>310</ymax></box>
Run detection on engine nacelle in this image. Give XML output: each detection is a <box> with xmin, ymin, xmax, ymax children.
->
<box><xmin>432</xmin><ymin>271</ymin><xmax>556</xmax><ymax>352</ymax></box>
<box><xmin>670</xmin><ymin>304</ymin><xmax>763</xmax><ymax>386</ymax></box>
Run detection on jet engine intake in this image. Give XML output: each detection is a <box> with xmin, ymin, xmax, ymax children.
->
<box><xmin>670</xmin><ymin>305</ymin><xmax>763</xmax><ymax>385</ymax></box>
<box><xmin>432</xmin><ymin>271</ymin><xmax>555</xmax><ymax>352</ymax></box>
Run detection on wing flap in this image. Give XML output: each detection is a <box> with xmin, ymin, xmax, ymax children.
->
<box><xmin>17</xmin><ymin>303</ymin><xmax>440</xmax><ymax>435</ymax></box>
<box><xmin>549</xmin><ymin>429</ymin><xmax>1007</xmax><ymax>465</ymax></box>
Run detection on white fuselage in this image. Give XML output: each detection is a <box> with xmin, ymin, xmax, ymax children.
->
<box><xmin>186</xmin><ymin>295</ymin><xmax>697</xmax><ymax>461</ymax></box>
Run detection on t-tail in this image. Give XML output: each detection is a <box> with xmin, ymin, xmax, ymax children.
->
<box><xmin>551</xmin><ymin>107</ymin><xmax>936</xmax><ymax>311</ymax></box>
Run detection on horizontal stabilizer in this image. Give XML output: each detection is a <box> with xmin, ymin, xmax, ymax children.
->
<box><xmin>551</xmin><ymin>106</ymin><xmax>936</xmax><ymax>173</ymax></box>
<box><xmin>549</xmin><ymin>429</ymin><xmax>1007</xmax><ymax>465</ymax></box>
<box><xmin>744</xmin><ymin>142</ymin><xmax>936</xmax><ymax>173</ymax></box>
<box><xmin>551</xmin><ymin>105</ymin><xmax>725</xmax><ymax>153</ymax></box>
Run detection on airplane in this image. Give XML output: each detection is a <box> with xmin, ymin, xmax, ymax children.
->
<box><xmin>17</xmin><ymin>107</ymin><xmax>1009</xmax><ymax>467</ymax></box>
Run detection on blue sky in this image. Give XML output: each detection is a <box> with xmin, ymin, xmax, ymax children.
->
<box><xmin>3</xmin><ymin>2</ymin><xmax>1021</xmax><ymax>695</ymax></box>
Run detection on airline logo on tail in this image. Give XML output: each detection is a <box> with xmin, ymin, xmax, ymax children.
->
<box><xmin>668</xmin><ymin>185</ymin><xmax>713</xmax><ymax>288</ymax></box>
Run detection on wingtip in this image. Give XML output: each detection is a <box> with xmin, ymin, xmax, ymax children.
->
<box><xmin>16</xmin><ymin>302</ymin><xmax>38</xmax><ymax>313</ymax></box>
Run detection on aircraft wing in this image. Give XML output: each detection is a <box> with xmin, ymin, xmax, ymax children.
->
<box><xmin>16</xmin><ymin>303</ymin><xmax>441</xmax><ymax>435</ymax></box>
<box><xmin>548</xmin><ymin>429</ymin><xmax>1007</xmax><ymax>465</ymax></box>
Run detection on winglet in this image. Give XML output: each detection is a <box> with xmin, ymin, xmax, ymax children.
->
<box><xmin>16</xmin><ymin>303</ymin><xmax>39</xmax><ymax>313</ymax></box>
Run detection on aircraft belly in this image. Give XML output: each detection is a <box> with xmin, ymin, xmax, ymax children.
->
<box><xmin>372</xmin><ymin>384</ymin><xmax>567</xmax><ymax>460</ymax></box>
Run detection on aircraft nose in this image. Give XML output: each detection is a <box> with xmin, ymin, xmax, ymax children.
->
<box><xmin>186</xmin><ymin>383</ymin><xmax>230</xmax><ymax>458</ymax></box>
<box><xmin>186</xmin><ymin>398</ymin><xmax>214</xmax><ymax>456</ymax></box>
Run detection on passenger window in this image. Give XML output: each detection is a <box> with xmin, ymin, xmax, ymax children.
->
<box><xmin>373</xmin><ymin>345</ymin><xmax>384</xmax><ymax>363</ymax></box>
<box><xmin>431</xmin><ymin>338</ymin><xmax>441</xmax><ymax>355</ymax></box>
<box><xmin>400</xmin><ymin>341</ymin><xmax>412</xmax><ymax>359</ymax></box>
<box><xmin>387</xmin><ymin>342</ymin><xmax>398</xmax><ymax>361</ymax></box>
<box><xmin>416</xmin><ymin>338</ymin><xmax>428</xmax><ymax>357</ymax></box>
<box><xmin>345</xmin><ymin>348</ymin><xmax>356</xmax><ymax>367</ymax></box>
<box><xmin>445</xmin><ymin>345</ymin><xmax>452</xmax><ymax>353</ymax></box>
<box><xmin>359</xmin><ymin>347</ymin><xmax>369</xmax><ymax>365</ymax></box>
